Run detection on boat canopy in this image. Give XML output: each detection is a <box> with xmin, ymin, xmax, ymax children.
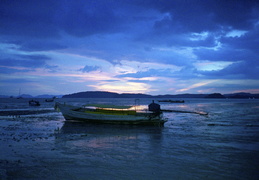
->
<box><xmin>84</xmin><ymin>104</ymin><xmax>133</xmax><ymax>109</ymax></box>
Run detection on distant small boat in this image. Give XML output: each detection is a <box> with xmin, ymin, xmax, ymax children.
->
<box><xmin>29</xmin><ymin>100</ymin><xmax>40</xmax><ymax>106</ymax></box>
<box><xmin>158</xmin><ymin>100</ymin><xmax>185</xmax><ymax>103</ymax></box>
<box><xmin>55</xmin><ymin>101</ymin><xmax>167</xmax><ymax>125</ymax></box>
<box><xmin>45</xmin><ymin>96</ymin><xmax>56</xmax><ymax>102</ymax></box>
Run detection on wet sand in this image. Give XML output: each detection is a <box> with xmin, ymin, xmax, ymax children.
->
<box><xmin>0</xmin><ymin>111</ymin><xmax>168</xmax><ymax>179</ymax></box>
<box><xmin>0</xmin><ymin>109</ymin><xmax>55</xmax><ymax>116</ymax></box>
<box><xmin>0</xmin><ymin>112</ymin><xmax>63</xmax><ymax>179</ymax></box>
<box><xmin>1</xmin><ymin>98</ymin><xmax>259</xmax><ymax>179</ymax></box>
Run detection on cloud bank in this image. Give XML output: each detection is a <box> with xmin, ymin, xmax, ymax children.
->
<box><xmin>1</xmin><ymin>0</ymin><xmax>259</xmax><ymax>95</ymax></box>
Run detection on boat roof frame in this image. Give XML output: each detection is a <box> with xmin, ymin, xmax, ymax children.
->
<box><xmin>84</xmin><ymin>104</ymin><xmax>133</xmax><ymax>109</ymax></box>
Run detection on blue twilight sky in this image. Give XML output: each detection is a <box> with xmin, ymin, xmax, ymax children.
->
<box><xmin>1</xmin><ymin>0</ymin><xmax>259</xmax><ymax>96</ymax></box>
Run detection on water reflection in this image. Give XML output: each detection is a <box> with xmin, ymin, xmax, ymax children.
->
<box><xmin>55</xmin><ymin>121</ymin><xmax>165</xmax><ymax>151</ymax></box>
<box><xmin>59</xmin><ymin>121</ymin><xmax>163</xmax><ymax>134</ymax></box>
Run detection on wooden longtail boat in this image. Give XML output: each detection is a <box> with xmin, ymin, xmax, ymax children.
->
<box><xmin>55</xmin><ymin>102</ymin><xmax>167</xmax><ymax>125</ymax></box>
<box><xmin>29</xmin><ymin>99</ymin><xmax>40</xmax><ymax>106</ymax></box>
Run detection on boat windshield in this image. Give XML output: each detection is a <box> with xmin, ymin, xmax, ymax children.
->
<box><xmin>84</xmin><ymin>104</ymin><xmax>133</xmax><ymax>110</ymax></box>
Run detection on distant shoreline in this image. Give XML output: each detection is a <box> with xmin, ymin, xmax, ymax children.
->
<box><xmin>1</xmin><ymin>91</ymin><xmax>259</xmax><ymax>99</ymax></box>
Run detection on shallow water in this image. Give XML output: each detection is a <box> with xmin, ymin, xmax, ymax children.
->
<box><xmin>0</xmin><ymin>98</ymin><xmax>259</xmax><ymax>179</ymax></box>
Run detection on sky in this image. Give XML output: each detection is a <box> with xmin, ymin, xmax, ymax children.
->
<box><xmin>1</xmin><ymin>0</ymin><xmax>259</xmax><ymax>96</ymax></box>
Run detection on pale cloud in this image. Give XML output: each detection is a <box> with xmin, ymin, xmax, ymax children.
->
<box><xmin>124</xmin><ymin>77</ymin><xmax>159</xmax><ymax>81</ymax></box>
<box><xmin>177</xmin><ymin>80</ymin><xmax>219</xmax><ymax>92</ymax></box>
<box><xmin>226</xmin><ymin>30</ymin><xmax>248</xmax><ymax>38</ymax></box>
<box><xmin>114</xmin><ymin>60</ymin><xmax>182</xmax><ymax>74</ymax></box>
<box><xmin>89</xmin><ymin>81</ymin><xmax>151</xmax><ymax>94</ymax></box>
<box><xmin>0</xmin><ymin>65</ymin><xmax>30</xmax><ymax>71</ymax></box>
<box><xmin>2</xmin><ymin>48</ymin><xmax>179</xmax><ymax>95</ymax></box>
<box><xmin>44</xmin><ymin>51</ymin><xmax>113</xmax><ymax>72</ymax></box>
<box><xmin>153</xmin><ymin>46</ymin><xmax>196</xmax><ymax>60</ymax></box>
<box><xmin>190</xmin><ymin>31</ymin><xmax>209</xmax><ymax>41</ymax></box>
<box><xmin>194</xmin><ymin>60</ymin><xmax>234</xmax><ymax>71</ymax></box>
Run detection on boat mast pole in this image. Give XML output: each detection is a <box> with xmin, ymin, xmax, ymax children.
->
<box><xmin>135</xmin><ymin>99</ymin><xmax>139</xmax><ymax>111</ymax></box>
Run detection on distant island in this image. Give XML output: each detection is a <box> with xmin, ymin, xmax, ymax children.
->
<box><xmin>204</xmin><ymin>93</ymin><xmax>226</xmax><ymax>99</ymax></box>
<box><xmin>62</xmin><ymin>91</ymin><xmax>259</xmax><ymax>99</ymax></box>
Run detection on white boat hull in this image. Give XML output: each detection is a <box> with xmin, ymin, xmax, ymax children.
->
<box><xmin>55</xmin><ymin>103</ymin><xmax>167</xmax><ymax>125</ymax></box>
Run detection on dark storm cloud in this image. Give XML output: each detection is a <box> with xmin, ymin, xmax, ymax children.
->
<box><xmin>0</xmin><ymin>0</ymin><xmax>60</xmax><ymax>38</ymax></box>
<box><xmin>0</xmin><ymin>0</ymin><xmax>126</xmax><ymax>38</ymax></box>
<box><xmin>0</xmin><ymin>0</ymin><xmax>132</xmax><ymax>53</ymax></box>
<box><xmin>55</xmin><ymin>1</ymin><xmax>125</xmax><ymax>37</ymax></box>
<box><xmin>0</xmin><ymin>66</ymin><xmax>30</xmax><ymax>74</ymax></box>
<box><xmin>194</xmin><ymin>48</ymin><xmax>259</xmax><ymax>79</ymax></box>
<box><xmin>199</xmin><ymin>60</ymin><xmax>259</xmax><ymax>79</ymax></box>
<box><xmin>17</xmin><ymin>54</ymin><xmax>50</xmax><ymax>61</ymax></box>
<box><xmin>0</xmin><ymin>78</ymin><xmax>35</xmax><ymax>84</ymax></box>
<box><xmin>79</xmin><ymin>65</ymin><xmax>100</xmax><ymax>73</ymax></box>
<box><xmin>19</xmin><ymin>41</ymin><xmax>67</xmax><ymax>51</ymax></box>
<box><xmin>44</xmin><ymin>64</ymin><xmax>59</xmax><ymax>73</ymax></box>
<box><xmin>1</xmin><ymin>0</ymin><xmax>259</xmax><ymax>95</ymax></box>
<box><xmin>133</xmin><ymin>0</ymin><xmax>259</xmax><ymax>61</ymax></box>
<box><xmin>220</xmin><ymin>28</ymin><xmax>259</xmax><ymax>53</ymax></box>
<box><xmin>138</xmin><ymin>0</ymin><xmax>259</xmax><ymax>32</ymax></box>
<box><xmin>1</xmin><ymin>0</ymin><xmax>258</xmax><ymax>53</ymax></box>
<box><xmin>0</xmin><ymin>54</ymin><xmax>53</xmax><ymax>73</ymax></box>
<box><xmin>1</xmin><ymin>0</ymin><xmax>259</xmax><ymax>39</ymax></box>
<box><xmin>193</xmin><ymin>27</ymin><xmax>259</xmax><ymax>80</ymax></box>
<box><xmin>193</xmin><ymin>47</ymin><xmax>257</xmax><ymax>62</ymax></box>
<box><xmin>0</xmin><ymin>58</ymin><xmax>45</xmax><ymax>68</ymax></box>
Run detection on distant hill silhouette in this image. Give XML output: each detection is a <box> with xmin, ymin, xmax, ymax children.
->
<box><xmin>61</xmin><ymin>91</ymin><xmax>259</xmax><ymax>99</ymax></box>
<box><xmin>62</xmin><ymin>91</ymin><xmax>152</xmax><ymax>98</ymax></box>
<box><xmin>205</xmin><ymin>93</ymin><xmax>225</xmax><ymax>98</ymax></box>
<box><xmin>17</xmin><ymin>94</ymin><xmax>33</xmax><ymax>98</ymax></box>
<box><xmin>224</xmin><ymin>92</ymin><xmax>259</xmax><ymax>99</ymax></box>
<box><xmin>0</xmin><ymin>94</ymin><xmax>63</xmax><ymax>98</ymax></box>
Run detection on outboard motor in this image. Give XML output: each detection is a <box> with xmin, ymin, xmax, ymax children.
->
<box><xmin>148</xmin><ymin>100</ymin><xmax>161</xmax><ymax>113</ymax></box>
